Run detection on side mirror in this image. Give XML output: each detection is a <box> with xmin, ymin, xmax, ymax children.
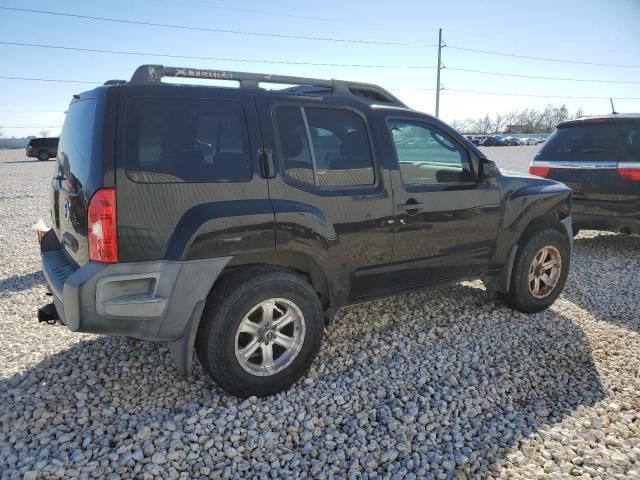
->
<box><xmin>480</xmin><ymin>158</ymin><xmax>498</xmax><ymax>179</ymax></box>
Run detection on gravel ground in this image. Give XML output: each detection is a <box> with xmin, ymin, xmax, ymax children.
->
<box><xmin>1</xmin><ymin>148</ymin><xmax>639</xmax><ymax>479</ymax></box>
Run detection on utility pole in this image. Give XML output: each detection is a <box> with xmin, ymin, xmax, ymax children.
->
<box><xmin>435</xmin><ymin>28</ymin><xmax>444</xmax><ymax>118</ymax></box>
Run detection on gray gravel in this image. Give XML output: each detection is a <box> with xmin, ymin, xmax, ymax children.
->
<box><xmin>1</xmin><ymin>148</ymin><xmax>639</xmax><ymax>479</ymax></box>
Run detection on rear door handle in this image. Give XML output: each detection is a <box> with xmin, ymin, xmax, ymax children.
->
<box><xmin>398</xmin><ymin>201</ymin><xmax>424</xmax><ymax>215</ymax></box>
<box><xmin>258</xmin><ymin>148</ymin><xmax>275</xmax><ymax>178</ymax></box>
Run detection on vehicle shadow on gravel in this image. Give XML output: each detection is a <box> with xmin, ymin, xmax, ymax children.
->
<box><xmin>0</xmin><ymin>283</ymin><xmax>606</xmax><ymax>478</ymax></box>
<box><xmin>0</xmin><ymin>271</ymin><xmax>44</xmax><ymax>296</ymax></box>
<box><xmin>564</xmin><ymin>232</ymin><xmax>640</xmax><ymax>331</ymax></box>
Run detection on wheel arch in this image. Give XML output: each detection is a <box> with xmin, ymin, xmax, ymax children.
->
<box><xmin>169</xmin><ymin>250</ymin><xmax>337</xmax><ymax>376</ymax></box>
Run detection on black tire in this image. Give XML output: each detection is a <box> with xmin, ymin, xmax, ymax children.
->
<box><xmin>195</xmin><ymin>266</ymin><xmax>324</xmax><ymax>397</ymax></box>
<box><xmin>499</xmin><ymin>228</ymin><xmax>570</xmax><ymax>313</ymax></box>
<box><xmin>37</xmin><ymin>150</ymin><xmax>49</xmax><ymax>161</ymax></box>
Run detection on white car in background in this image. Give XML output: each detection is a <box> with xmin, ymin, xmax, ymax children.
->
<box><xmin>523</xmin><ymin>137</ymin><xmax>538</xmax><ymax>145</ymax></box>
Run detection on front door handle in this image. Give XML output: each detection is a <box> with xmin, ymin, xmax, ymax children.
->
<box><xmin>398</xmin><ymin>200</ymin><xmax>424</xmax><ymax>215</ymax></box>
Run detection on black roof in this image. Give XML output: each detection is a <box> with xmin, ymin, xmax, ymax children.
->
<box><xmin>558</xmin><ymin>113</ymin><xmax>640</xmax><ymax>128</ymax></box>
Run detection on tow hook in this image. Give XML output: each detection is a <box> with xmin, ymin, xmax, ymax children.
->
<box><xmin>38</xmin><ymin>303</ymin><xmax>59</xmax><ymax>325</ymax></box>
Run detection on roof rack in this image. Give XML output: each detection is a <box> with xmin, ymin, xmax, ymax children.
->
<box><xmin>130</xmin><ymin>64</ymin><xmax>406</xmax><ymax>107</ymax></box>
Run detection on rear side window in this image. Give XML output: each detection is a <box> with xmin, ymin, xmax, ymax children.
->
<box><xmin>274</xmin><ymin>107</ymin><xmax>315</xmax><ymax>185</ymax></box>
<box><xmin>58</xmin><ymin>99</ymin><xmax>97</xmax><ymax>182</ymax></box>
<box><xmin>306</xmin><ymin>109</ymin><xmax>374</xmax><ymax>187</ymax></box>
<box><xmin>125</xmin><ymin>98</ymin><xmax>252</xmax><ymax>183</ymax></box>
<box><xmin>274</xmin><ymin>106</ymin><xmax>375</xmax><ymax>187</ymax></box>
<box><xmin>537</xmin><ymin>120</ymin><xmax>640</xmax><ymax>162</ymax></box>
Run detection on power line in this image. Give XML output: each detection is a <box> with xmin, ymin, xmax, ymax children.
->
<box><xmin>443</xmin><ymin>88</ymin><xmax>640</xmax><ymax>100</ymax></box>
<box><xmin>147</xmin><ymin>0</ymin><xmax>374</xmax><ymax>25</ymax></box>
<box><xmin>0</xmin><ymin>6</ymin><xmax>435</xmax><ymax>47</ymax></box>
<box><xmin>0</xmin><ymin>75</ymin><xmax>99</xmax><ymax>84</ymax></box>
<box><xmin>0</xmin><ymin>41</ymin><xmax>436</xmax><ymax>69</ymax></box>
<box><xmin>447</xmin><ymin>67</ymin><xmax>640</xmax><ymax>84</ymax></box>
<box><xmin>447</xmin><ymin>45</ymin><xmax>640</xmax><ymax>69</ymax></box>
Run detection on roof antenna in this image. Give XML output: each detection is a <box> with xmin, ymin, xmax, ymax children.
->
<box><xmin>610</xmin><ymin>98</ymin><xmax>618</xmax><ymax>115</ymax></box>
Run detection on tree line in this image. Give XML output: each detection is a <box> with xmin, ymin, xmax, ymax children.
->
<box><xmin>449</xmin><ymin>104</ymin><xmax>584</xmax><ymax>135</ymax></box>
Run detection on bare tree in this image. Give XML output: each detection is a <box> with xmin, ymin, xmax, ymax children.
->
<box><xmin>39</xmin><ymin>129</ymin><xmax>50</xmax><ymax>138</ymax></box>
<box><xmin>491</xmin><ymin>113</ymin><xmax>506</xmax><ymax>134</ymax></box>
<box><xmin>450</xmin><ymin>104</ymin><xmax>586</xmax><ymax>134</ymax></box>
<box><xmin>448</xmin><ymin>119</ymin><xmax>469</xmax><ymax>133</ymax></box>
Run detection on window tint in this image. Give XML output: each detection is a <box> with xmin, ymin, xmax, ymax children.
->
<box><xmin>274</xmin><ymin>106</ymin><xmax>315</xmax><ymax>185</ymax></box>
<box><xmin>125</xmin><ymin>98</ymin><xmax>252</xmax><ymax>183</ymax></box>
<box><xmin>389</xmin><ymin>120</ymin><xmax>471</xmax><ymax>185</ymax></box>
<box><xmin>274</xmin><ymin>106</ymin><xmax>375</xmax><ymax>187</ymax></box>
<box><xmin>305</xmin><ymin>108</ymin><xmax>374</xmax><ymax>187</ymax></box>
<box><xmin>58</xmin><ymin>99</ymin><xmax>97</xmax><ymax>184</ymax></box>
<box><xmin>536</xmin><ymin>121</ymin><xmax>640</xmax><ymax>162</ymax></box>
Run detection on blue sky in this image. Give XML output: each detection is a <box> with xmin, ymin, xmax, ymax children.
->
<box><xmin>1</xmin><ymin>0</ymin><xmax>639</xmax><ymax>137</ymax></box>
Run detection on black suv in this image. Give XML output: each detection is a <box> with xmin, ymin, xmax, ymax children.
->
<box><xmin>26</xmin><ymin>137</ymin><xmax>59</xmax><ymax>161</ymax></box>
<box><xmin>39</xmin><ymin>65</ymin><xmax>573</xmax><ymax>397</ymax></box>
<box><xmin>530</xmin><ymin>114</ymin><xmax>640</xmax><ymax>235</ymax></box>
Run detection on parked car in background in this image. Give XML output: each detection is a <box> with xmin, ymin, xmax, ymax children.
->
<box><xmin>482</xmin><ymin>136</ymin><xmax>497</xmax><ymax>146</ymax></box>
<box><xmin>506</xmin><ymin>137</ymin><xmax>523</xmax><ymax>146</ymax></box>
<box><xmin>38</xmin><ymin>64</ymin><xmax>573</xmax><ymax>397</ymax></box>
<box><xmin>26</xmin><ymin>137</ymin><xmax>59</xmax><ymax>161</ymax></box>
<box><xmin>493</xmin><ymin>135</ymin><xmax>509</xmax><ymax>146</ymax></box>
<box><xmin>523</xmin><ymin>138</ymin><xmax>538</xmax><ymax>145</ymax></box>
<box><xmin>529</xmin><ymin>114</ymin><xmax>640</xmax><ymax>235</ymax></box>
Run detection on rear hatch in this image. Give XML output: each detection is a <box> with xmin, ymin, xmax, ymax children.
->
<box><xmin>51</xmin><ymin>89</ymin><xmax>115</xmax><ymax>266</ymax></box>
<box><xmin>530</xmin><ymin>117</ymin><xmax>640</xmax><ymax>217</ymax></box>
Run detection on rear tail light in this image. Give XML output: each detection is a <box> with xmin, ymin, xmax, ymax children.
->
<box><xmin>88</xmin><ymin>188</ymin><xmax>118</xmax><ymax>263</ymax></box>
<box><xmin>618</xmin><ymin>165</ymin><xmax>640</xmax><ymax>182</ymax></box>
<box><xmin>529</xmin><ymin>165</ymin><xmax>552</xmax><ymax>177</ymax></box>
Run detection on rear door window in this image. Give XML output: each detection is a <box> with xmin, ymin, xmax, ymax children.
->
<box><xmin>274</xmin><ymin>106</ymin><xmax>315</xmax><ymax>185</ymax></box>
<box><xmin>125</xmin><ymin>98</ymin><xmax>252</xmax><ymax>182</ymax></box>
<box><xmin>305</xmin><ymin>108</ymin><xmax>374</xmax><ymax>187</ymax></box>
<box><xmin>537</xmin><ymin>120</ymin><xmax>640</xmax><ymax>162</ymax></box>
<box><xmin>274</xmin><ymin>106</ymin><xmax>375</xmax><ymax>187</ymax></box>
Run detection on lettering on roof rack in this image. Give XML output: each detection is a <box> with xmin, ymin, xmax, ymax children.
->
<box><xmin>175</xmin><ymin>68</ymin><xmax>234</xmax><ymax>80</ymax></box>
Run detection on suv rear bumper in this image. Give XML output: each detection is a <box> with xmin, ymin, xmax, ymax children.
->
<box><xmin>573</xmin><ymin>212</ymin><xmax>640</xmax><ymax>234</ymax></box>
<box><xmin>41</xmin><ymin>229</ymin><xmax>230</xmax><ymax>341</ymax></box>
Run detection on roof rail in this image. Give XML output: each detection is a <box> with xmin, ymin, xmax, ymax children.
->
<box><xmin>130</xmin><ymin>64</ymin><xmax>405</xmax><ymax>107</ymax></box>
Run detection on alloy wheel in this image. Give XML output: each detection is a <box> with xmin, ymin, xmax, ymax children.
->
<box><xmin>234</xmin><ymin>298</ymin><xmax>306</xmax><ymax>376</ymax></box>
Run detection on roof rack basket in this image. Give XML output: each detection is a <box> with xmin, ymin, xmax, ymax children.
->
<box><xmin>130</xmin><ymin>64</ymin><xmax>405</xmax><ymax>106</ymax></box>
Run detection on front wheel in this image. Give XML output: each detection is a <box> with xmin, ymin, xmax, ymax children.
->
<box><xmin>37</xmin><ymin>151</ymin><xmax>49</xmax><ymax>161</ymax></box>
<box><xmin>196</xmin><ymin>267</ymin><xmax>324</xmax><ymax>397</ymax></box>
<box><xmin>499</xmin><ymin>228</ymin><xmax>570</xmax><ymax>313</ymax></box>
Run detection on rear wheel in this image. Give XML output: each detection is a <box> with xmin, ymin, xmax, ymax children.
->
<box><xmin>196</xmin><ymin>267</ymin><xmax>324</xmax><ymax>397</ymax></box>
<box><xmin>499</xmin><ymin>228</ymin><xmax>569</xmax><ymax>313</ymax></box>
<box><xmin>37</xmin><ymin>151</ymin><xmax>49</xmax><ymax>161</ymax></box>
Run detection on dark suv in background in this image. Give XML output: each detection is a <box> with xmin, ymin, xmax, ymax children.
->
<box><xmin>38</xmin><ymin>65</ymin><xmax>573</xmax><ymax>397</ymax></box>
<box><xmin>26</xmin><ymin>137</ymin><xmax>59</xmax><ymax>161</ymax></box>
<box><xmin>530</xmin><ymin>114</ymin><xmax>640</xmax><ymax>235</ymax></box>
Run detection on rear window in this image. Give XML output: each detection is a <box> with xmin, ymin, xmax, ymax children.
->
<box><xmin>58</xmin><ymin>99</ymin><xmax>97</xmax><ymax>181</ymax></box>
<box><xmin>537</xmin><ymin>120</ymin><xmax>640</xmax><ymax>162</ymax></box>
<box><xmin>125</xmin><ymin>98</ymin><xmax>252</xmax><ymax>183</ymax></box>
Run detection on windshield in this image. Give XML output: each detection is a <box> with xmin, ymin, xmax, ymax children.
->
<box><xmin>536</xmin><ymin>120</ymin><xmax>640</xmax><ymax>162</ymax></box>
